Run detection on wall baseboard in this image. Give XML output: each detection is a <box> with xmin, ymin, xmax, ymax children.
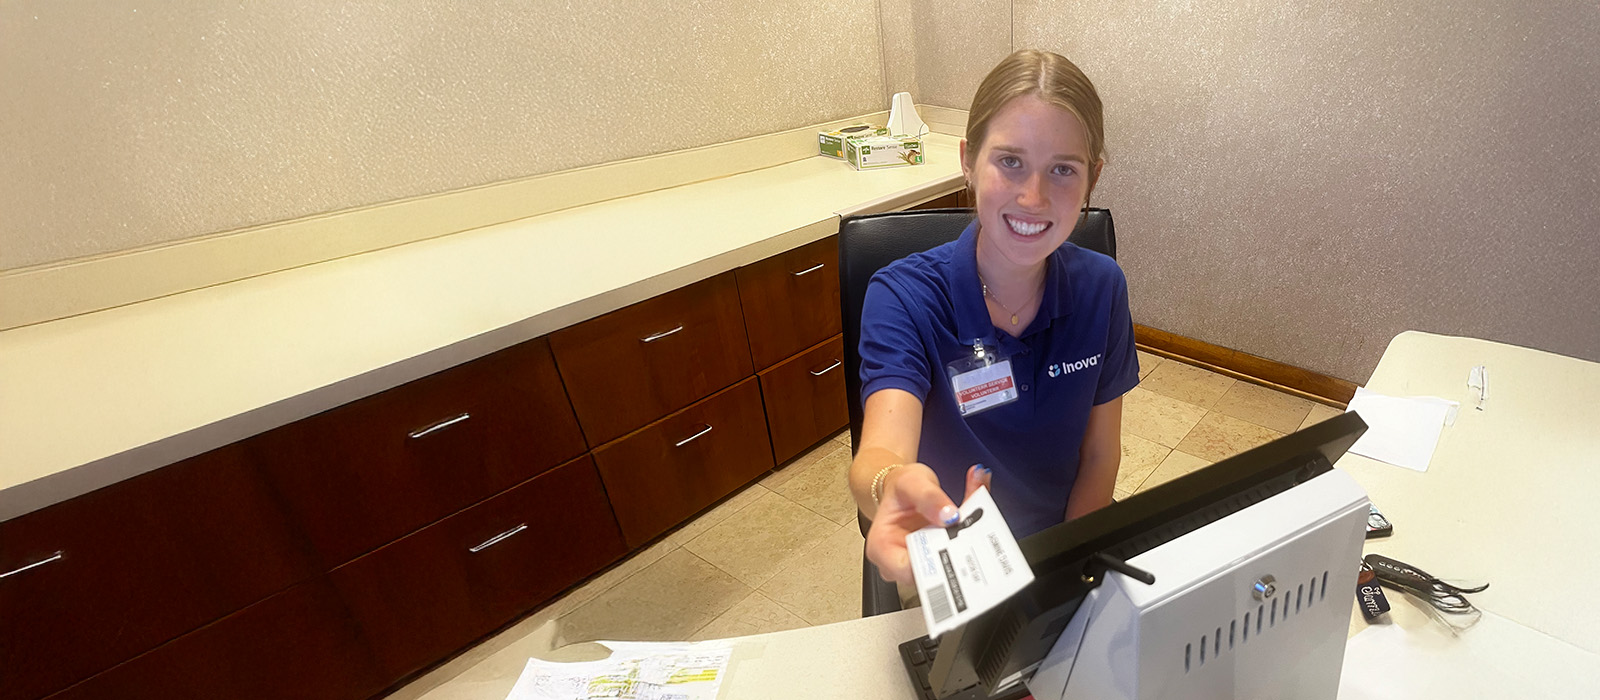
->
<box><xmin>1134</xmin><ymin>324</ymin><xmax>1357</xmax><ymax>407</ymax></box>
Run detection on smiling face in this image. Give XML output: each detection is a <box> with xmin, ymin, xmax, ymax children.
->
<box><xmin>961</xmin><ymin>93</ymin><xmax>1102</xmax><ymax>272</ymax></box>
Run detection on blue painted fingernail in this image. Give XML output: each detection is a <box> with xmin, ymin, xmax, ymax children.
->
<box><xmin>939</xmin><ymin>505</ymin><xmax>960</xmax><ymax>526</ymax></box>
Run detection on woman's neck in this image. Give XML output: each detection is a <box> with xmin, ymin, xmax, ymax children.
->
<box><xmin>974</xmin><ymin>226</ymin><xmax>1047</xmax><ymax>308</ymax></box>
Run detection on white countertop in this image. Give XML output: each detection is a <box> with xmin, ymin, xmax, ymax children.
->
<box><xmin>0</xmin><ymin>135</ymin><xmax>964</xmax><ymax>520</ymax></box>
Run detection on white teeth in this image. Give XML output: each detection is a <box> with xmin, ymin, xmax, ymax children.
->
<box><xmin>1005</xmin><ymin>215</ymin><xmax>1050</xmax><ymax>236</ymax></box>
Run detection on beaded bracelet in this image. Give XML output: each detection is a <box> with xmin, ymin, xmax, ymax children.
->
<box><xmin>871</xmin><ymin>463</ymin><xmax>904</xmax><ymax>504</ymax></box>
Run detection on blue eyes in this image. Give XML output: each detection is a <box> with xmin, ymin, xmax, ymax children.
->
<box><xmin>995</xmin><ymin>156</ymin><xmax>1075</xmax><ymax>177</ymax></box>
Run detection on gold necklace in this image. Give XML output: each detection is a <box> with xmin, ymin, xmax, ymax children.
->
<box><xmin>980</xmin><ymin>278</ymin><xmax>1041</xmax><ymax>327</ymax></box>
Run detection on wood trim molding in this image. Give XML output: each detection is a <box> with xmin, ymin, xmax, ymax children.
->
<box><xmin>1134</xmin><ymin>324</ymin><xmax>1357</xmax><ymax>407</ymax></box>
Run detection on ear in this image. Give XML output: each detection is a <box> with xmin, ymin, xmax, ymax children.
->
<box><xmin>959</xmin><ymin>139</ymin><xmax>973</xmax><ymax>183</ymax></box>
<box><xmin>1084</xmin><ymin>158</ymin><xmax>1106</xmax><ymax>207</ymax></box>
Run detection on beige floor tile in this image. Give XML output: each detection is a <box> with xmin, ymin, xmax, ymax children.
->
<box><xmin>1122</xmin><ymin>387</ymin><xmax>1208</xmax><ymax>448</ymax></box>
<box><xmin>1113</xmin><ymin>487</ymin><xmax>1134</xmax><ymax>501</ymax></box>
<box><xmin>688</xmin><ymin>590</ymin><xmax>809</xmax><ymax>642</ymax></box>
<box><xmin>761</xmin><ymin>438</ymin><xmax>837</xmax><ymax>490</ymax></box>
<box><xmin>551</xmin><ymin>537</ymin><xmax>678</xmax><ymax>613</ymax></box>
<box><xmin>1175</xmin><ymin>412</ymin><xmax>1284</xmax><ymax>463</ymax></box>
<box><xmin>558</xmin><ymin>548</ymin><xmax>750</xmax><ymax>644</ymax></box>
<box><xmin>759</xmin><ymin>524</ymin><xmax>865</xmax><ymax>626</ymax></box>
<box><xmin>1138</xmin><ymin>450</ymin><xmax>1212</xmax><ymax>491</ymax></box>
<box><xmin>1140</xmin><ymin>361</ymin><xmax>1235</xmax><ymax>409</ymax></box>
<box><xmin>664</xmin><ymin>482</ymin><xmax>769</xmax><ymax>549</ymax></box>
<box><xmin>683</xmin><ymin>490</ymin><xmax>838</xmax><ymax>587</ymax></box>
<box><xmin>1136</xmin><ymin>349</ymin><xmax>1163</xmax><ymax>380</ymax></box>
<box><xmin>1212</xmin><ymin>381</ymin><xmax>1316</xmax><ymax>434</ymax></box>
<box><xmin>1299</xmin><ymin>403</ymin><xmax>1345</xmax><ymax>431</ymax></box>
<box><xmin>772</xmin><ymin>441</ymin><xmax>859</xmax><ymax>525</ymax></box>
<box><xmin>833</xmin><ymin>428</ymin><xmax>854</xmax><ymax>450</ymax></box>
<box><xmin>1117</xmin><ymin>432</ymin><xmax>1171</xmax><ymax>495</ymax></box>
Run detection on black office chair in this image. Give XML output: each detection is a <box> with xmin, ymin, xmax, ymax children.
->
<box><xmin>840</xmin><ymin>207</ymin><xmax>1117</xmax><ymax>617</ymax></box>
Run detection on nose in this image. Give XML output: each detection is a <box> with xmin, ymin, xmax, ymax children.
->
<box><xmin>1017</xmin><ymin>171</ymin><xmax>1050</xmax><ymax>211</ymax></box>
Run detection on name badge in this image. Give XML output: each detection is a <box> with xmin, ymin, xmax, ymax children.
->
<box><xmin>947</xmin><ymin>340</ymin><xmax>1018</xmax><ymax>417</ymax></box>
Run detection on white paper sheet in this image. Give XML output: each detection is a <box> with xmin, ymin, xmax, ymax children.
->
<box><xmin>1339</xmin><ymin>611</ymin><xmax>1600</xmax><ymax>698</ymax></box>
<box><xmin>1345</xmin><ymin>388</ymin><xmax>1459</xmax><ymax>472</ymax></box>
<box><xmin>505</xmin><ymin>641</ymin><xmax>733</xmax><ymax>700</ymax></box>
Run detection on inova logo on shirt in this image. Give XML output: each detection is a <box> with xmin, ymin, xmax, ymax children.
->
<box><xmin>1047</xmin><ymin>353</ymin><xmax>1102</xmax><ymax>378</ymax></box>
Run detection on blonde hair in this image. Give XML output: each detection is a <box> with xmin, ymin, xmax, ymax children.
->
<box><xmin>965</xmin><ymin>49</ymin><xmax>1105</xmax><ymax>191</ymax></box>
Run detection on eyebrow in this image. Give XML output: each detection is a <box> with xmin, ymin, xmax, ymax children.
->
<box><xmin>991</xmin><ymin>145</ymin><xmax>1087</xmax><ymax>164</ymax></box>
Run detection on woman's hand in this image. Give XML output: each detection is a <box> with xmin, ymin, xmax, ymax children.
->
<box><xmin>866</xmin><ymin>463</ymin><xmax>992</xmax><ymax>584</ymax></box>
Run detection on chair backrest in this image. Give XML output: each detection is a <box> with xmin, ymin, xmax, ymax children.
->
<box><xmin>837</xmin><ymin>207</ymin><xmax>1116</xmax><ymax>451</ymax></box>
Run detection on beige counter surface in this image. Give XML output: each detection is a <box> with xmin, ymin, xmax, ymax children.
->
<box><xmin>0</xmin><ymin>135</ymin><xmax>964</xmax><ymax>521</ymax></box>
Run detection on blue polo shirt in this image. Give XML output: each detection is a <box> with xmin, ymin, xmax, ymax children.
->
<box><xmin>859</xmin><ymin>220</ymin><xmax>1141</xmax><ymax>537</ymax></box>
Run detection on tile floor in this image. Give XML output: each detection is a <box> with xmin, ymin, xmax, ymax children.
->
<box><xmin>387</xmin><ymin>351</ymin><xmax>1345</xmax><ymax>698</ymax></box>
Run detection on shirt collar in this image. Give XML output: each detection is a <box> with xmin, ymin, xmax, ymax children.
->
<box><xmin>947</xmin><ymin>220</ymin><xmax>1076</xmax><ymax>343</ymax></box>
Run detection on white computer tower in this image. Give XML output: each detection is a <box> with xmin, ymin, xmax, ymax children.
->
<box><xmin>1028</xmin><ymin>469</ymin><xmax>1370</xmax><ymax>700</ymax></box>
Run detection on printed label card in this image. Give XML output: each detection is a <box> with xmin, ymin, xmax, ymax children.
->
<box><xmin>906</xmin><ymin>486</ymin><xmax>1035</xmax><ymax>638</ymax></box>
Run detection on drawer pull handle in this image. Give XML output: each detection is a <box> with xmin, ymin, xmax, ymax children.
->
<box><xmin>2</xmin><ymin>551</ymin><xmax>63</xmax><ymax>579</ymax></box>
<box><xmin>469</xmin><ymin>524</ymin><xmax>528</xmax><ymax>553</ymax></box>
<box><xmin>409</xmin><ymin>413</ymin><xmax>471</xmax><ymax>439</ymax></box>
<box><xmin>640</xmin><ymin>326</ymin><xmax>685</xmax><ymax>343</ymax></box>
<box><xmin>674</xmin><ymin>424</ymin><xmax>714</xmax><ymax>447</ymax></box>
<box><xmin>809</xmin><ymin>360</ymin><xmax>843</xmax><ymax>376</ymax></box>
<box><xmin>792</xmin><ymin>263</ymin><xmax>826</xmax><ymax>277</ymax></box>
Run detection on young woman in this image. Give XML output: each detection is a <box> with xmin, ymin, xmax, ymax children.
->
<box><xmin>849</xmin><ymin>49</ymin><xmax>1140</xmax><ymax>584</ymax></box>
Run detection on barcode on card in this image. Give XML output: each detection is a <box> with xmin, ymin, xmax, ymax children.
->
<box><xmin>927</xmin><ymin>584</ymin><xmax>954</xmax><ymax>624</ymax></box>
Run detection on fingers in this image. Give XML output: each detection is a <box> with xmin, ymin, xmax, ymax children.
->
<box><xmin>864</xmin><ymin>521</ymin><xmax>916</xmax><ymax>584</ymax></box>
<box><xmin>962</xmin><ymin>463</ymin><xmax>992</xmax><ymax>501</ymax></box>
<box><xmin>885</xmin><ymin>464</ymin><xmax>959</xmax><ymax>527</ymax></box>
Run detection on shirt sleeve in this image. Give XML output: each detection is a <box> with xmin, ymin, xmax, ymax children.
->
<box><xmin>859</xmin><ymin>274</ymin><xmax>934</xmax><ymax>403</ymax></box>
<box><xmin>1095</xmin><ymin>265</ymin><xmax>1141</xmax><ymax>405</ymax></box>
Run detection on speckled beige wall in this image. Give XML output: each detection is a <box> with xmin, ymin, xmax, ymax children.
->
<box><xmin>880</xmin><ymin>0</ymin><xmax>1013</xmax><ymax>111</ymax></box>
<box><xmin>1006</xmin><ymin>0</ymin><xmax>1600</xmax><ymax>382</ymax></box>
<box><xmin>0</xmin><ymin>0</ymin><xmax>886</xmax><ymax>270</ymax></box>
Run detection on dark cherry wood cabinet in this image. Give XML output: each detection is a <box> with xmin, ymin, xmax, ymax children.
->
<box><xmin>329</xmin><ymin>455</ymin><xmax>625</xmax><ymax>681</ymax></box>
<box><xmin>8</xmin><ymin>202</ymin><xmax>964</xmax><ymax>697</ymax></box>
<box><xmin>591</xmin><ymin>378</ymin><xmax>773</xmax><ymax>548</ymax></box>
<box><xmin>0</xmin><ymin>444</ymin><xmax>318</xmax><ymax>700</ymax></box>
<box><xmin>550</xmin><ymin>272</ymin><xmax>754</xmax><ymax>446</ymax></box>
<box><xmin>758</xmin><ymin>335</ymin><xmax>849</xmax><ymax>464</ymax></box>
<box><xmin>44</xmin><ymin>577</ymin><xmax>384</xmax><ymax>700</ymax></box>
<box><xmin>250</xmin><ymin>337</ymin><xmax>587</xmax><ymax>570</ymax></box>
<box><xmin>735</xmin><ymin>236</ymin><xmax>841</xmax><ymax>370</ymax></box>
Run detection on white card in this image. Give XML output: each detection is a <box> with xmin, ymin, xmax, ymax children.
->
<box><xmin>905</xmin><ymin>486</ymin><xmax>1035</xmax><ymax>638</ymax></box>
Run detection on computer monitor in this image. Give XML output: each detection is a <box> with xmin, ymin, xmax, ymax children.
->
<box><xmin>914</xmin><ymin>411</ymin><xmax>1370</xmax><ymax>699</ymax></box>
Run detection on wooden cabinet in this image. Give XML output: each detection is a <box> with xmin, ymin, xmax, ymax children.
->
<box><xmin>592</xmin><ymin>378</ymin><xmax>773</xmax><ymax>548</ymax></box>
<box><xmin>252</xmin><ymin>338</ymin><xmax>586</xmax><ymax>570</ymax></box>
<box><xmin>735</xmin><ymin>236</ymin><xmax>841</xmax><ymax>370</ymax></box>
<box><xmin>1</xmin><ymin>444</ymin><xmax>317</xmax><ymax>700</ymax></box>
<box><xmin>758</xmin><ymin>335</ymin><xmax>849</xmax><ymax>464</ymax></box>
<box><xmin>10</xmin><ymin>209</ymin><xmax>923</xmax><ymax>698</ymax></box>
<box><xmin>551</xmin><ymin>272</ymin><xmax>754</xmax><ymax>446</ymax></box>
<box><xmin>330</xmin><ymin>455</ymin><xmax>625</xmax><ymax>680</ymax></box>
<box><xmin>45</xmin><ymin>577</ymin><xmax>384</xmax><ymax>700</ymax></box>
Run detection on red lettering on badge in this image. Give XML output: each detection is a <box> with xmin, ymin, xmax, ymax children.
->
<box><xmin>956</xmin><ymin>376</ymin><xmax>1015</xmax><ymax>403</ymax></box>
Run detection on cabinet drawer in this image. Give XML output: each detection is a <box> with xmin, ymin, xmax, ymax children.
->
<box><xmin>328</xmin><ymin>454</ymin><xmax>626</xmax><ymax>681</ymax></box>
<box><xmin>252</xmin><ymin>337</ymin><xmax>586</xmax><ymax>570</ymax></box>
<box><xmin>1</xmin><ymin>445</ymin><xmax>316</xmax><ymax>700</ymax></box>
<box><xmin>592</xmin><ymin>378</ymin><xmax>773</xmax><ymax>547</ymax></box>
<box><xmin>758</xmin><ymin>335</ymin><xmax>849</xmax><ymax>464</ymax></box>
<box><xmin>45</xmin><ymin>577</ymin><xmax>383</xmax><ymax>700</ymax></box>
<box><xmin>736</xmin><ymin>236</ymin><xmax>841</xmax><ymax>370</ymax></box>
<box><xmin>551</xmin><ymin>273</ymin><xmax>753</xmax><ymax>445</ymax></box>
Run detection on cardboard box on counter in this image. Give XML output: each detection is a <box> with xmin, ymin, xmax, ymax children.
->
<box><xmin>819</xmin><ymin>124</ymin><xmax>885</xmax><ymax>159</ymax></box>
<box><xmin>845</xmin><ymin>133</ymin><xmax>924</xmax><ymax>170</ymax></box>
